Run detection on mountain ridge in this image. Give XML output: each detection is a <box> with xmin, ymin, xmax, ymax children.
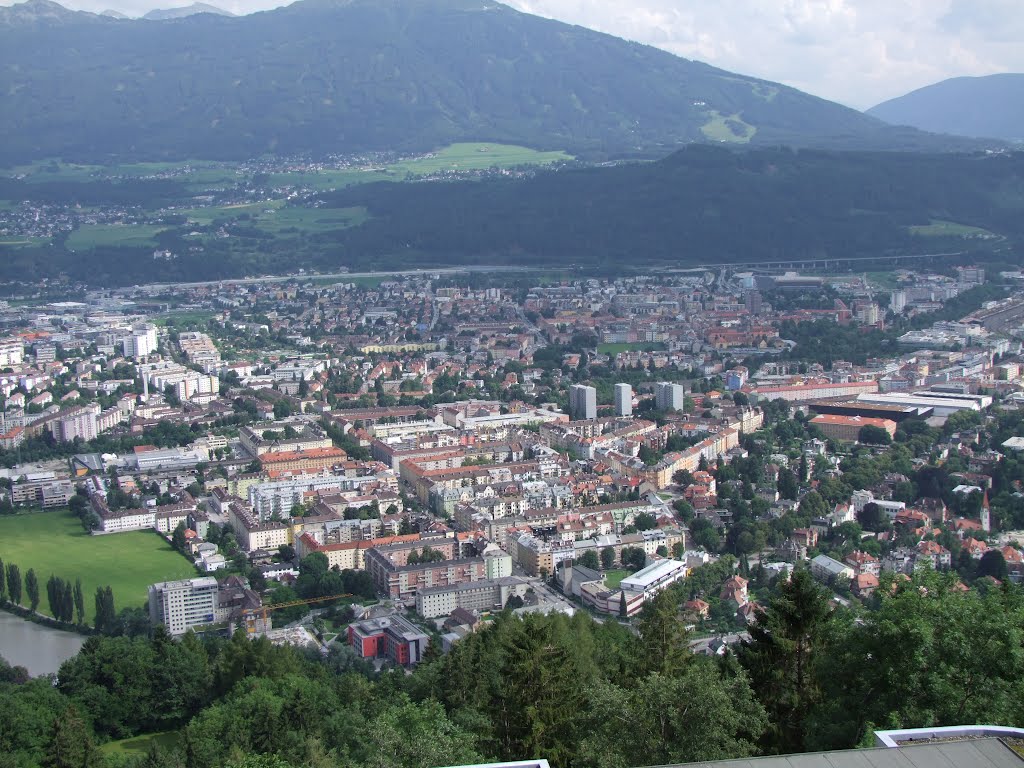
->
<box><xmin>0</xmin><ymin>0</ymin><xmax>997</xmax><ymax>164</ymax></box>
<box><xmin>868</xmin><ymin>74</ymin><xmax>1024</xmax><ymax>143</ymax></box>
<box><xmin>142</xmin><ymin>3</ymin><xmax>234</xmax><ymax>20</ymax></box>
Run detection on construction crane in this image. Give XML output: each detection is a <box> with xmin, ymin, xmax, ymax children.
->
<box><xmin>240</xmin><ymin>593</ymin><xmax>353</xmax><ymax>635</ymax></box>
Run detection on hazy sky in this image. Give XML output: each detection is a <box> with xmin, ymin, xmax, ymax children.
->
<box><xmin>8</xmin><ymin>0</ymin><xmax>1024</xmax><ymax>108</ymax></box>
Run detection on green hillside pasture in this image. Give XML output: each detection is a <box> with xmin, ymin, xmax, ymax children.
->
<box><xmin>701</xmin><ymin>111</ymin><xmax>756</xmax><ymax>143</ymax></box>
<box><xmin>268</xmin><ymin>143</ymin><xmax>572</xmax><ymax>190</ymax></box>
<box><xmin>179</xmin><ymin>200</ymin><xmax>366</xmax><ymax>234</ymax></box>
<box><xmin>8</xmin><ymin>161</ymin><xmax>104</xmax><ymax>183</ymax></box>
<box><xmin>909</xmin><ymin>219</ymin><xmax>998</xmax><ymax>238</ymax></box>
<box><xmin>66</xmin><ymin>223</ymin><xmax>167</xmax><ymax>250</ymax></box>
<box><xmin>4</xmin><ymin>159</ymin><xmax>238</xmax><ymax>191</ymax></box>
<box><xmin>177</xmin><ymin>200</ymin><xmax>279</xmax><ymax>226</ymax></box>
<box><xmin>268</xmin><ymin>168</ymin><xmax>389</xmax><ymax>191</ymax></box>
<box><xmin>391</xmin><ymin>142</ymin><xmax>572</xmax><ymax>174</ymax></box>
<box><xmin>0</xmin><ymin>509</ymin><xmax>197</xmax><ymax>621</ymax></box>
<box><xmin>259</xmin><ymin>206</ymin><xmax>367</xmax><ymax>234</ymax></box>
<box><xmin>0</xmin><ymin>236</ymin><xmax>50</xmax><ymax>248</ymax></box>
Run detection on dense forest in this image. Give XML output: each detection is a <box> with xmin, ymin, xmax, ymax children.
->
<box><xmin>3</xmin><ymin>147</ymin><xmax>1024</xmax><ymax>286</ymax></box>
<box><xmin>317</xmin><ymin>147</ymin><xmax>1024</xmax><ymax>272</ymax></box>
<box><xmin>1</xmin><ymin>569</ymin><xmax>1022</xmax><ymax>768</ymax></box>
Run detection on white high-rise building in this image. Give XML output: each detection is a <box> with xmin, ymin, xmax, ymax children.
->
<box><xmin>148</xmin><ymin>577</ymin><xmax>219</xmax><ymax>636</ymax></box>
<box><xmin>124</xmin><ymin>323</ymin><xmax>158</xmax><ymax>359</ymax></box>
<box><xmin>655</xmin><ymin>382</ymin><xmax>686</xmax><ymax>411</ymax></box>
<box><xmin>569</xmin><ymin>384</ymin><xmax>597</xmax><ymax>421</ymax></box>
<box><xmin>614</xmin><ymin>383</ymin><xmax>633</xmax><ymax>417</ymax></box>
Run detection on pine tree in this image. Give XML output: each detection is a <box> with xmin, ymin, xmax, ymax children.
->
<box><xmin>636</xmin><ymin>588</ymin><xmax>691</xmax><ymax>677</ymax></box>
<box><xmin>43</xmin><ymin>705</ymin><xmax>97</xmax><ymax>768</ymax></box>
<box><xmin>25</xmin><ymin>569</ymin><xmax>40</xmax><ymax>612</ymax></box>
<box><xmin>739</xmin><ymin>568</ymin><xmax>832</xmax><ymax>754</ymax></box>
<box><xmin>0</xmin><ymin>556</ymin><xmax>6</xmax><ymax>602</ymax></box>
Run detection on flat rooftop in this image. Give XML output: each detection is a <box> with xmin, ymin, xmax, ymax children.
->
<box><xmin>656</xmin><ymin>737</ymin><xmax>1024</xmax><ymax>768</ymax></box>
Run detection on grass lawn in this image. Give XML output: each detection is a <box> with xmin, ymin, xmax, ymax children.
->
<box><xmin>0</xmin><ymin>236</ymin><xmax>50</xmax><ymax>248</ymax></box>
<box><xmin>178</xmin><ymin>200</ymin><xmax>366</xmax><ymax>235</ymax></box>
<box><xmin>267</xmin><ymin>142</ymin><xmax>572</xmax><ymax>191</ymax></box>
<box><xmin>0</xmin><ymin>509</ymin><xmax>197</xmax><ymax>621</ymax></box>
<box><xmin>909</xmin><ymin>219</ymin><xmax>996</xmax><ymax>237</ymax></box>
<box><xmin>66</xmin><ymin>223</ymin><xmax>167</xmax><ymax>250</ymax></box>
<box><xmin>154</xmin><ymin>310</ymin><xmax>219</xmax><ymax>328</ymax></box>
<box><xmin>390</xmin><ymin>142</ymin><xmax>572</xmax><ymax>175</ymax></box>
<box><xmin>100</xmin><ymin>731</ymin><xmax>180</xmax><ymax>756</ymax></box>
<box><xmin>604</xmin><ymin>569</ymin><xmax>631</xmax><ymax>589</ymax></box>
<box><xmin>864</xmin><ymin>271</ymin><xmax>901</xmax><ymax>289</ymax></box>
<box><xmin>9</xmin><ymin>161</ymin><xmax>103</xmax><ymax>183</ymax></box>
<box><xmin>597</xmin><ymin>342</ymin><xmax>667</xmax><ymax>355</ymax></box>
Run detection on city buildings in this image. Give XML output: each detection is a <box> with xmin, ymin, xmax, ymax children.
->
<box><xmin>148</xmin><ymin>577</ymin><xmax>219</xmax><ymax>636</ymax></box>
<box><xmin>348</xmin><ymin>613</ymin><xmax>430</xmax><ymax>665</ymax></box>
<box><xmin>655</xmin><ymin>382</ymin><xmax>687</xmax><ymax>411</ymax></box>
<box><xmin>614</xmin><ymin>383</ymin><xmax>632</xmax><ymax>417</ymax></box>
<box><xmin>569</xmin><ymin>384</ymin><xmax>597</xmax><ymax>421</ymax></box>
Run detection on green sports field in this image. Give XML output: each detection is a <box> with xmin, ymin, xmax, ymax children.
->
<box><xmin>603</xmin><ymin>569</ymin><xmax>631</xmax><ymax>589</ymax></box>
<box><xmin>0</xmin><ymin>509</ymin><xmax>197</xmax><ymax>621</ymax></box>
<box><xmin>597</xmin><ymin>342</ymin><xmax>667</xmax><ymax>355</ymax></box>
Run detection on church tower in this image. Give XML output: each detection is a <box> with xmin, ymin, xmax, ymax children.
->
<box><xmin>981</xmin><ymin>489</ymin><xmax>991</xmax><ymax>533</ymax></box>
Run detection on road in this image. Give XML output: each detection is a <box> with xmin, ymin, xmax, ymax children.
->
<box><xmin>530</xmin><ymin>578</ymin><xmax>589</xmax><ymax>617</ymax></box>
<box><xmin>121</xmin><ymin>265</ymin><xmax>542</xmax><ymax>293</ymax></box>
<box><xmin>689</xmin><ymin>632</ymin><xmax>748</xmax><ymax>654</ymax></box>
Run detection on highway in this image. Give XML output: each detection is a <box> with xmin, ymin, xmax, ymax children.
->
<box><xmin>120</xmin><ymin>265</ymin><xmax>542</xmax><ymax>293</ymax></box>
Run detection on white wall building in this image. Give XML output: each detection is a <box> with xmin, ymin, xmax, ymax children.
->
<box><xmin>614</xmin><ymin>383</ymin><xmax>633</xmax><ymax>417</ymax></box>
<box><xmin>655</xmin><ymin>382</ymin><xmax>686</xmax><ymax>411</ymax></box>
<box><xmin>148</xmin><ymin>577</ymin><xmax>219</xmax><ymax>635</ymax></box>
<box><xmin>569</xmin><ymin>384</ymin><xmax>597</xmax><ymax>421</ymax></box>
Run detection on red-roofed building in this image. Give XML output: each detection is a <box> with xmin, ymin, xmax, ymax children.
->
<box><xmin>720</xmin><ymin>575</ymin><xmax>749</xmax><ymax>607</ymax></box>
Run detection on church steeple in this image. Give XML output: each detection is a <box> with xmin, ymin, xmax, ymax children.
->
<box><xmin>981</xmin><ymin>489</ymin><xmax>991</xmax><ymax>533</ymax></box>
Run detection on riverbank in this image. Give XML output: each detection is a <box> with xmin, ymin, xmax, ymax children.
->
<box><xmin>0</xmin><ymin>600</ymin><xmax>94</xmax><ymax>636</ymax></box>
<box><xmin>0</xmin><ymin>610</ymin><xmax>86</xmax><ymax>676</ymax></box>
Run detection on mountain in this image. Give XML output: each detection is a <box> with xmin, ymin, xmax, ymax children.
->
<box><xmin>100</xmin><ymin>8</ymin><xmax>128</xmax><ymax>17</ymax></box>
<box><xmin>868</xmin><ymin>74</ymin><xmax>1024</xmax><ymax>143</ymax></box>
<box><xmin>142</xmin><ymin>3</ymin><xmax>234</xmax><ymax>20</ymax></box>
<box><xmin>0</xmin><ymin>0</ymin><xmax>988</xmax><ymax>165</ymax></box>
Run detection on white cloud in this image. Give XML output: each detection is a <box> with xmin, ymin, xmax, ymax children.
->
<box><xmin>6</xmin><ymin>0</ymin><xmax>1024</xmax><ymax>107</ymax></box>
<box><xmin>504</xmin><ymin>0</ymin><xmax>1024</xmax><ymax>107</ymax></box>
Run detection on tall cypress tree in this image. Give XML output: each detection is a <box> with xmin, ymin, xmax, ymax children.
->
<box><xmin>0</xmin><ymin>556</ymin><xmax>6</xmax><ymax>601</ymax></box>
<box><xmin>61</xmin><ymin>582</ymin><xmax>74</xmax><ymax>623</ymax></box>
<box><xmin>47</xmin><ymin>575</ymin><xmax>62</xmax><ymax>619</ymax></box>
<box><xmin>7</xmin><ymin>564</ymin><xmax>21</xmax><ymax>605</ymax></box>
<box><xmin>25</xmin><ymin>569</ymin><xmax>40</xmax><ymax>612</ymax></box>
<box><xmin>93</xmin><ymin>586</ymin><xmax>116</xmax><ymax>633</ymax></box>
<box><xmin>93</xmin><ymin>587</ymin><xmax>108</xmax><ymax>633</ymax></box>
<box><xmin>73</xmin><ymin>579</ymin><xmax>85</xmax><ymax>625</ymax></box>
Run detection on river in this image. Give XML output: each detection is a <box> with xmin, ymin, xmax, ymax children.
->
<box><xmin>0</xmin><ymin>610</ymin><xmax>86</xmax><ymax>677</ymax></box>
